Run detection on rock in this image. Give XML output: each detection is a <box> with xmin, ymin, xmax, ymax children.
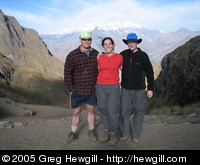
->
<box><xmin>153</xmin><ymin>36</ymin><xmax>200</xmax><ymax>107</ymax></box>
<box><xmin>187</xmin><ymin>113</ymin><xmax>198</xmax><ymax>118</ymax></box>
<box><xmin>1</xmin><ymin>97</ymin><xmax>16</xmax><ymax>104</ymax></box>
<box><xmin>0</xmin><ymin>120</ymin><xmax>27</xmax><ymax>128</ymax></box>
<box><xmin>25</xmin><ymin>110</ymin><xmax>34</xmax><ymax>116</ymax></box>
<box><xmin>13</xmin><ymin>122</ymin><xmax>27</xmax><ymax>127</ymax></box>
<box><xmin>0</xmin><ymin>121</ymin><xmax>13</xmax><ymax>128</ymax></box>
<box><xmin>0</xmin><ymin>52</ymin><xmax>15</xmax><ymax>87</ymax></box>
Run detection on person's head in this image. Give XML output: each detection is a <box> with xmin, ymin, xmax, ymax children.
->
<box><xmin>101</xmin><ymin>37</ymin><xmax>115</xmax><ymax>54</ymax></box>
<box><xmin>79</xmin><ymin>32</ymin><xmax>92</xmax><ymax>50</ymax></box>
<box><xmin>122</xmin><ymin>33</ymin><xmax>142</xmax><ymax>52</ymax></box>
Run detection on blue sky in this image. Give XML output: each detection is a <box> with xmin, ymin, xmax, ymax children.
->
<box><xmin>0</xmin><ymin>0</ymin><xmax>199</xmax><ymax>34</ymax></box>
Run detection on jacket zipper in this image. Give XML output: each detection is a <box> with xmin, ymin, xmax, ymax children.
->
<box><xmin>129</xmin><ymin>55</ymin><xmax>132</xmax><ymax>73</ymax></box>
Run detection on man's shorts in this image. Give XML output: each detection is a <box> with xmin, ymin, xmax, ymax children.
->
<box><xmin>70</xmin><ymin>91</ymin><xmax>97</xmax><ymax>108</ymax></box>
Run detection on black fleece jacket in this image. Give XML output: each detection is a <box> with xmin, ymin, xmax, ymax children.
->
<box><xmin>120</xmin><ymin>48</ymin><xmax>154</xmax><ymax>91</ymax></box>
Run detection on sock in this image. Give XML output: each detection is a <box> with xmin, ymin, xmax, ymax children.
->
<box><xmin>89</xmin><ymin>125</ymin><xmax>94</xmax><ymax>130</ymax></box>
<box><xmin>71</xmin><ymin>125</ymin><xmax>77</xmax><ymax>133</ymax></box>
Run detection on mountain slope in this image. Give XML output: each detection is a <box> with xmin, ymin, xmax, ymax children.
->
<box><xmin>0</xmin><ymin>10</ymin><xmax>63</xmax><ymax>77</ymax></box>
<box><xmin>0</xmin><ymin>10</ymin><xmax>67</xmax><ymax>106</ymax></box>
<box><xmin>151</xmin><ymin>36</ymin><xmax>200</xmax><ymax>108</ymax></box>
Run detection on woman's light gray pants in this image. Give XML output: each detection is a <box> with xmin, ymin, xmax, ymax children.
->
<box><xmin>96</xmin><ymin>83</ymin><xmax>120</xmax><ymax>134</ymax></box>
<box><xmin>120</xmin><ymin>88</ymin><xmax>147</xmax><ymax>138</ymax></box>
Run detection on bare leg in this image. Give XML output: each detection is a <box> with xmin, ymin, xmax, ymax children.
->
<box><xmin>86</xmin><ymin>104</ymin><xmax>95</xmax><ymax>127</ymax></box>
<box><xmin>86</xmin><ymin>104</ymin><xmax>97</xmax><ymax>142</ymax></box>
<box><xmin>71</xmin><ymin>106</ymin><xmax>82</xmax><ymax>126</ymax></box>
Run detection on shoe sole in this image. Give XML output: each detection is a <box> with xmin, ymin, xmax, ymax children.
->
<box><xmin>66</xmin><ymin>135</ymin><xmax>78</xmax><ymax>144</ymax></box>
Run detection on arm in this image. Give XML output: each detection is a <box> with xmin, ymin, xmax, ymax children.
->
<box><xmin>120</xmin><ymin>54</ymin><xmax>123</xmax><ymax>70</ymax></box>
<box><xmin>97</xmin><ymin>52</ymin><xmax>103</xmax><ymax>60</ymax></box>
<box><xmin>97</xmin><ymin>52</ymin><xmax>105</xmax><ymax>71</ymax></box>
<box><xmin>97</xmin><ymin>53</ymin><xmax>100</xmax><ymax>71</ymax></box>
<box><xmin>142</xmin><ymin>53</ymin><xmax>154</xmax><ymax>98</ymax></box>
<box><xmin>120</xmin><ymin>65</ymin><xmax>123</xmax><ymax>70</ymax></box>
<box><xmin>64</xmin><ymin>55</ymin><xmax>74</xmax><ymax>93</ymax></box>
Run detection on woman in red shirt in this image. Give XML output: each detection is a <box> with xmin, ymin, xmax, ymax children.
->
<box><xmin>96</xmin><ymin>37</ymin><xmax>123</xmax><ymax>146</ymax></box>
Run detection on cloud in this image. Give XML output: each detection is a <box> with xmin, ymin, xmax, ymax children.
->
<box><xmin>54</xmin><ymin>0</ymin><xmax>200</xmax><ymax>33</ymax></box>
<box><xmin>3</xmin><ymin>9</ymin><xmax>52</xmax><ymax>30</ymax></box>
<box><xmin>148</xmin><ymin>1</ymin><xmax>200</xmax><ymax>30</ymax></box>
<box><xmin>2</xmin><ymin>0</ymin><xmax>200</xmax><ymax>33</ymax></box>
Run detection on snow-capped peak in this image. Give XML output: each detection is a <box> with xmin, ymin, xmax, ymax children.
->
<box><xmin>83</xmin><ymin>21</ymin><xmax>144</xmax><ymax>31</ymax></box>
<box><xmin>42</xmin><ymin>21</ymin><xmax>145</xmax><ymax>35</ymax></box>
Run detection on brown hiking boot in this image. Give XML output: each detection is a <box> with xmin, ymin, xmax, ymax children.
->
<box><xmin>66</xmin><ymin>132</ymin><xmax>78</xmax><ymax>144</ymax></box>
<box><xmin>88</xmin><ymin>129</ymin><xmax>98</xmax><ymax>142</ymax></box>
<box><xmin>100</xmin><ymin>129</ymin><xmax>110</xmax><ymax>142</ymax></box>
<box><xmin>108</xmin><ymin>132</ymin><xmax>118</xmax><ymax>146</ymax></box>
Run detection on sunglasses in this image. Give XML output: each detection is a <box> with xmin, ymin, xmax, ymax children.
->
<box><xmin>81</xmin><ymin>38</ymin><xmax>92</xmax><ymax>41</ymax></box>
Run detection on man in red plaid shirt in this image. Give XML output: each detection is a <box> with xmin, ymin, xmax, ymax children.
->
<box><xmin>64</xmin><ymin>32</ymin><xmax>99</xmax><ymax>143</ymax></box>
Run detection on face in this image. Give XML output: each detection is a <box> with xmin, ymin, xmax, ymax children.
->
<box><xmin>127</xmin><ymin>41</ymin><xmax>138</xmax><ymax>52</ymax></box>
<box><xmin>80</xmin><ymin>37</ymin><xmax>92</xmax><ymax>49</ymax></box>
<box><xmin>103</xmin><ymin>39</ymin><xmax>114</xmax><ymax>54</ymax></box>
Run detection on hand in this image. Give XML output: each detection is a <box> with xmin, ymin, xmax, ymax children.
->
<box><xmin>97</xmin><ymin>52</ymin><xmax>103</xmax><ymax>59</ymax></box>
<box><xmin>69</xmin><ymin>89</ymin><xmax>75</xmax><ymax>96</ymax></box>
<box><xmin>147</xmin><ymin>90</ymin><xmax>153</xmax><ymax>99</ymax></box>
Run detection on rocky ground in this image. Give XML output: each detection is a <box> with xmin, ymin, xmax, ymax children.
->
<box><xmin>0</xmin><ymin>97</ymin><xmax>200</xmax><ymax>150</ymax></box>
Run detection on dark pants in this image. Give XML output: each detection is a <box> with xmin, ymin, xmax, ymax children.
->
<box><xmin>120</xmin><ymin>88</ymin><xmax>147</xmax><ymax>138</ymax></box>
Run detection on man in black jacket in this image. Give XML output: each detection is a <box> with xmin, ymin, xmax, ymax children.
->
<box><xmin>120</xmin><ymin>33</ymin><xmax>154</xmax><ymax>143</ymax></box>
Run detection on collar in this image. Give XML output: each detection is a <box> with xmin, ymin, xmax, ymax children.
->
<box><xmin>78</xmin><ymin>46</ymin><xmax>93</xmax><ymax>53</ymax></box>
<box><xmin>129</xmin><ymin>47</ymin><xmax>141</xmax><ymax>54</ymax></box>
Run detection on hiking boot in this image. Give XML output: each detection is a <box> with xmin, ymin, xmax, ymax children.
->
<box><xmin>100</xmin><ymin>129</ymin><xmax>110</xmax><ymax>142</ymax></box>
<box><xmin>88</xmin><ymin>129</ymin><xmax>98</xmax><ymax>142</ymax></box>
<box><xmin>133</xmin><ymin>138</ymin><xmax>140</xmax><ymax>143</ymax></box>
<box><xmin>108</xmin><ymin>132</ymin><xmax>117</xmax><ymax>146</ymax></box>
<box><xmin>120</xmin><ymin>136</ymin><xmax>129</xmax><ymax>141</ymax></box>
<box><xmin>66</xmin><ymin>132</ymin><xmax>78</xmax><ymax>144</ymax></box>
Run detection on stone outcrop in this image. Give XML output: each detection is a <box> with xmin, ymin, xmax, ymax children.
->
<box><xmin>153</xmin><ymin>36</ymin><xmax>200</xmax><ymax>107</ymax></box>
<box><xmin>0</xmin><ymin>52</ymin><xmax>15</xmax><ymax>87</ymax></box>
<box><xmin>0</xmin><ymin>10</ymin><xmax>63</xmax><ymax>77</ymax></box>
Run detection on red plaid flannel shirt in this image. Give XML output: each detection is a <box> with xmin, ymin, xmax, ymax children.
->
<box><xmin>64</xmin><ymin>46</ymin><xmax>98</xmax><ymax>95</ymax></box>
